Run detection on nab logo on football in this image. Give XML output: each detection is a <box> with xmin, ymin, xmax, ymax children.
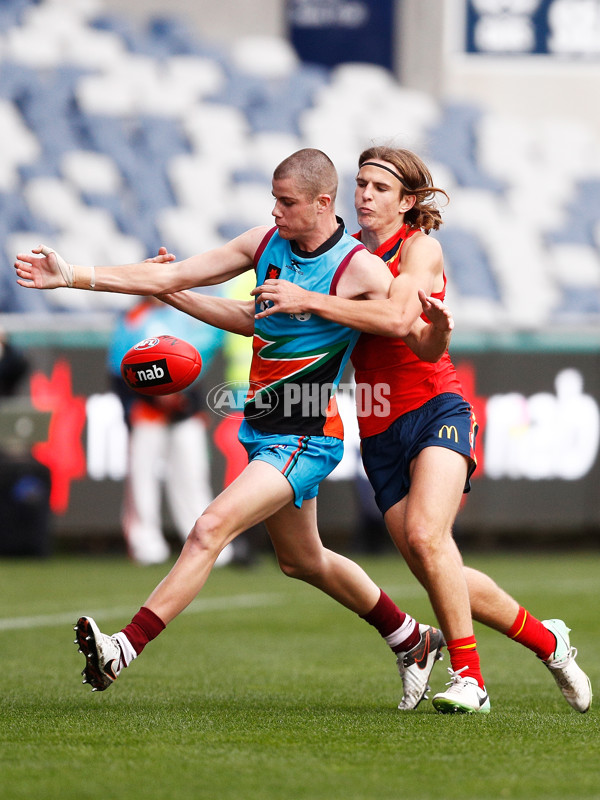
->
<box><xmin>120</xmin><ymin>335</ymin><xmax>202</xmax><ymax>396</ymax></box>
<box><xmin>124</xmin><ymin>358</ymin><xmax>172</xmax><ymax>390</ymax></box>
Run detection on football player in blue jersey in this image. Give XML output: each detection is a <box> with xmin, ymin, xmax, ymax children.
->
<box><xmin>16</xmin><ymin>149</ymin><xmax>452</xmax><ymax>708</ymax></box>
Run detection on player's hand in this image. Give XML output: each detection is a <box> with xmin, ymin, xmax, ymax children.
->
<box><xmin>252</xmin><ymin>279</ymin><xmax>311</xmax><ymax>318</ymax></box>
<box><xmin>148</xmin><ymin>248</ymin><xmax>177</xmax><ymax>301</ymax></box>
<box><xmin>14</xmin><ymin>245</ymin><xmax>73</xmax><ymax>289</ymax></box>
<box><xmin>418</xmin><ymin>289</ymin><xmax>454</xmax><ymax>332</ymax></box>
<box><xmin>145</xmin><ymin>246</ymin><xmax>176</xmax><ymax>264</ymax></box>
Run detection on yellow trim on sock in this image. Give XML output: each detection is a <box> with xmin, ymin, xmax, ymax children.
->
<box><xmin>510</xmin><ymin>609</ymin><xmax>528</xmax><ymax>640</ymax></box>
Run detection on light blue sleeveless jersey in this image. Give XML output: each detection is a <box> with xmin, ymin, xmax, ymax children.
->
<box><xmin>245</xmin><ymin>221</ymin><xmax>364</xmax><ymax>437</ymax></box>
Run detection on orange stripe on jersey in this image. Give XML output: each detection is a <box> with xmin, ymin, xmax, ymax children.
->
<box><xmin>247</xmin><ymin>334</ymin><xmax>326</xmax><ymax>400</ymax></box>
<box><xmin>323</xmin><ymin>395</ymin><xmax>344</xmax><ymax>439</ymax></box>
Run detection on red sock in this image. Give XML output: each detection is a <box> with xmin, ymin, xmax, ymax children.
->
<box><xmin>121</xmin><ymin>606</ymin><xmax>166</xmax><ymax>656</ymax></box>
<box><xmin>507</xmin><ymin>606</ymin><xmax>556</xmax><ymax>661</ymax></box>
<box><xmin>447</xmin><ymin>636</ymin><xmax>485</xmax><ymax>689</ymax></box>
<box><xmin>361</xmin><ymin>590</ymin><xmax>420</xmax><ymax>653</ymax></box>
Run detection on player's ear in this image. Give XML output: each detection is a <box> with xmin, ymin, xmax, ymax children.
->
<box><xmin>400</xmin><ymin>193</ymin><xmax>416</xmax><ymax>212</ymax></box>
<box><xmin>316</xmin><ymin>193</ymin><xmax>332</xmax><ymax>213</ymax></box>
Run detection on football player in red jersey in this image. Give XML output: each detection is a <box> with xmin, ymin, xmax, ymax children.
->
<box><xmin>137</xmin><ymin>147</ymin><xmax>592</xmax><ymax>714</ymax></box>
<box><xmin>250</xmin><ymin>146</ymin><xmax>592</xmax><ymax>714</ymax></box>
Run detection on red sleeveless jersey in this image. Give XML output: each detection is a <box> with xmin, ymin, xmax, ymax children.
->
<box><xmin>351</xmin><ymin>224</ymin><xmax>464</xmax><ymax>438</ymax></box>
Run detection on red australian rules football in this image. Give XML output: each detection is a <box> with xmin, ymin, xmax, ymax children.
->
<box><xmin>121</xmin><ymin>335</ymin><xmax>202</xmax><ymax>396</ymax></box>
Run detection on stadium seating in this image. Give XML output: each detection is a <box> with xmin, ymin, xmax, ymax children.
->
<box><xmin>1</xmin><ymin>0</ymin><xmax>599</xmax><ymax>328</ymax></box>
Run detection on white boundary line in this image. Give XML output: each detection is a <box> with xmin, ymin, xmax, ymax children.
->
<box><xmin>0</xmin><ymin>592</ymin><xmax>282</xmax><ymax>632</ymax></box>
<box><xmin>6</xmin><ymin>574</ymin><xmax>590</xmax><ymax>634</ymax></box>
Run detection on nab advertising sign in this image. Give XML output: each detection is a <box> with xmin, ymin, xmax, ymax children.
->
<box><xmin>330</xmin><ymin>348</ymin><xmax>600</xmax><ymax>538</ymax></box>
<box><xmin>3</xmin><ymin>343</ymin><xmax>600</xmax><ymax>542</ymax></box>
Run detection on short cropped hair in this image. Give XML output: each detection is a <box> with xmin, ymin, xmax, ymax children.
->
<box><xmin>274</xmin><ymin>149</ymin><xmax>338</xmax><ymax>202</ymax></box>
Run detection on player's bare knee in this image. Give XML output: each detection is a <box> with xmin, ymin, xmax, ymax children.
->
<box><xmin>404</xmin><ymin>524</ymin><xmax>439</xmax><ymax>567</ymax></box>
<box><xmin>277</xmin><ymin>556</ymin><xmax>319</xmax><ymax>582</ymax></box>
<box><xmin>277</xmin><ymin>557</ymin><xmax>304</xmax><ymax>580</ymax></box>
<box><xmin>186</xmin><ymin>512</ymin><xmax>227</xmax><ymax>558</ymax></box>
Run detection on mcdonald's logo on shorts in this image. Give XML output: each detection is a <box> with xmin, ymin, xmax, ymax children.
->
<box><xmin>438</xmin><ymin>424</ymin><xmax>458</xmax><ymax>442</ymax></box>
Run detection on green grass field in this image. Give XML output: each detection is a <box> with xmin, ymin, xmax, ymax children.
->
<box><xmin>1</xmin><ymin>550</ymin><xmax>598</xmax><ymax>800</ymax></box>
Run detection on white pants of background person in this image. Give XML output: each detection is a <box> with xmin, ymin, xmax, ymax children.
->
<box><xmin>123</xmin><ymin>415</ymin><xmax>233</xmax><ymax>566</ymax></box>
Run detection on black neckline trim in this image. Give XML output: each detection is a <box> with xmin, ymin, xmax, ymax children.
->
<box><xmin>290</xmin><ymin>217</ymin><xmax>345</xmax><ymax>258</ymax></box>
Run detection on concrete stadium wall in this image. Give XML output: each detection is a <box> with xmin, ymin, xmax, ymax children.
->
<box><xmin>102</xmin><ymin>0</ymin><xmax>285</xmax><ymax>42</ymax></box>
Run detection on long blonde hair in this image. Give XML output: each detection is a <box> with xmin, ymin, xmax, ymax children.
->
<box><xmin>358</xmin><ymin>146</ymin><xmax>448</xmax><ymax>233</ymax></box>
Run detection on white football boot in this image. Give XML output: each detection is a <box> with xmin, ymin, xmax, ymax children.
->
<box><xmin>74</xmin><ymin>616</ymin><xmax>123</xmax><ymax>692</ymax></box>
<box><xmin>396</xmin><ymin>624</ymin><xmax>445</xmax><ymax>710</ymax></box>
<box><xmin>432</xmin><ymin>666</ymin><xmax>491</xmax><ymax>714</ymax></box>
<box><xmin>542</xmin><ymin>619</ymin><xmax>592</xmax><ymax>713</ymax></box>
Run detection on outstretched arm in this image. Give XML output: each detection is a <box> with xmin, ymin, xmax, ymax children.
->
<box><xmin>14</xmin><ymin>228</ymin><xmax>268</xmax><ymax>296</ymax></box>
<box><xmin>159</xmin><ymin>291</ymin><xmax>255</xmax><ymax>337</ymax></box>
<box><xmin>144</xmin><ymin>247</ymin><xmax>255</xmax><ymax>337</ymax></box>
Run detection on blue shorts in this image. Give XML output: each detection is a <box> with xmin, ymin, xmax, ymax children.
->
<box><xmin>360</xmin><ymin>393</ymin><xmax>478</xmax><ymax>515</ymax></box>
<box><xmin>238</xmin><ymin>419</ymin><xmax>344</xmax><ymax>508</ymax></box>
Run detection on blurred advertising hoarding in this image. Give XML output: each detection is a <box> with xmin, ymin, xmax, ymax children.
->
<box><xmin>287</xmin><ymin>1</ymin><xmax>600</xmax><ymax>62</ymax></box>
<box><xmin>465</xmin><ymin>0</ymin><xmax>600</xmax><ymax>57</ymax></box>
<box><xmin>286</xmin><ymin>0</ymin><xmax>396</xmax><ymax>69</ymax></box>
<box><xmin>2</xmin><ymin>343</ymin><xmax>599</xmax><ymax>541</ymax></box>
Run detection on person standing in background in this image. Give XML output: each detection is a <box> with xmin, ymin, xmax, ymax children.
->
<box><xmin>211</xmin><ymin>271</ymin><xmax>266</xmax><ymax>564</ymax></box>
<box><xmin>107</xmin><ymin>295</ymin><xmax>226</xmax><ymax>566</ymax></box>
